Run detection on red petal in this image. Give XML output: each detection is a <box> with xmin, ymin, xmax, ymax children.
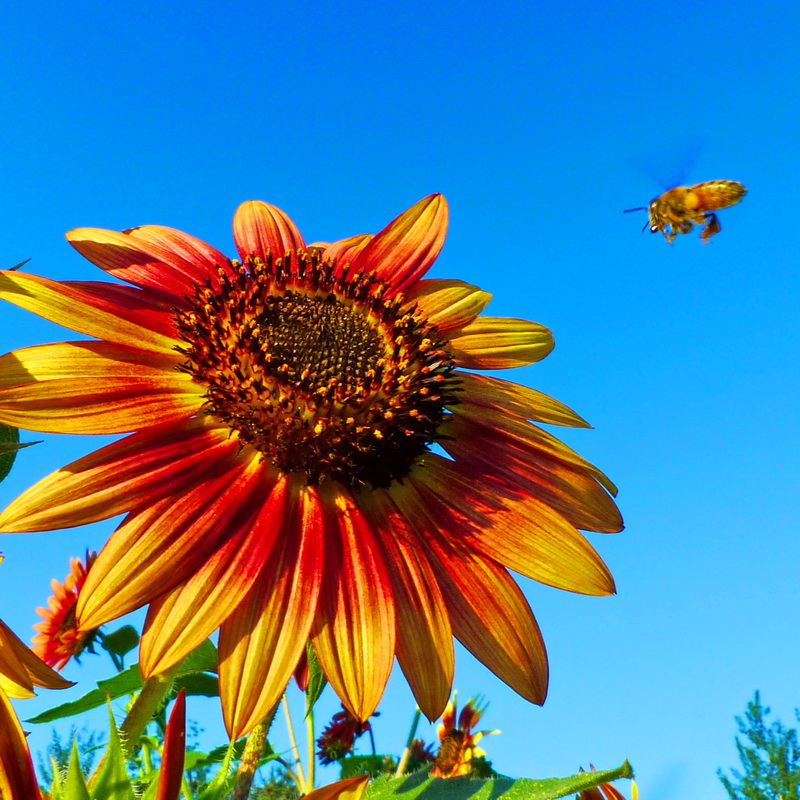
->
<box><xmin>233</xmin><ymin>200</ymin><xmax>305</xmax><ymax>261</ymax></box>
<box><xmin>0</xmin><ymin>690</ymin><xmax>41</xmax><ymax>800</ymax></box>
<box><xmin>67</xmin><ymin>226</ymin><xmax>221</xmax><ymax>303</ymax></box>
<box><xmin>219</xmin><ymin>481</ymin><xmax>324</xmax><ymax>739</ymax></box>
<box><xmin>139</xmin><ymin>469</ymin><xmax>286</xmax><ymax>677</ymax></box>
<box><xmin>351</xmin><ymin>195</ymin><xmax>448</xmax><ymax>294</ymax></box>
<box><xmin>358</xmin><ymin>490</ymin><xmax>453</xmax><ymax>720</ymax></box>
<box><xmin>76</xmin><ymin>449</ymin><xmax>263</xmax><ymax>630</ymax></box>
<box><xmin>311</xmin><ymin>485</ymin><xmax>396</xmax><ymax>721</ymax></box>
<box><xmin>155</xmin><ymin>689</ymin><xmax>186</xmax><ymax>800</ymax></box>
<box><xmin>0</xmin><ymin>417</ymin><xmax>237</xmax><ymax>533</ymax></box>
<box><xmin>391</xmin><ymin>481</ymin><xmax>548</xmax><ymax>704</ymax></box>
<box><xmin>0</xmin><ymin>270</ymin><xmax>179</xmax><ymax>354</ymax></box>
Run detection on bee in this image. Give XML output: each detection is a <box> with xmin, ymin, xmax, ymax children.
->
<box><xmin>625</xmin><ymin>180</ymin><xmax>747</xmax><ymax>243</ymax></box>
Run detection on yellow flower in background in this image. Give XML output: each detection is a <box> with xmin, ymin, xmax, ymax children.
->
<box><xmin>0</xmin><ymin>194</ymin><xmax>622</xmax><ymax>738</ymax></box>
<box><xmin>431</xmin><ymin>695</ymin><xmax>498</xmax><ymax>778</ymax></box>
<box><xmin>32</xmin><ymin>551</ymin><xmax>97</xmax><ymax>670</ymax></box>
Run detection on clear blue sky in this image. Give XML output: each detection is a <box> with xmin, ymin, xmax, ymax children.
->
<box><xmin>1</xmin><ymin>1</ymin><xmax>799</xmax><ymax>796</ymax></box>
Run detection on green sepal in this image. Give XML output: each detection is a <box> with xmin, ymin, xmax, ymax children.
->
<box><xmin>61</xmin><ymin>739</ymin><xmax>91</xmax><ymax>800</ymax></box>
<box><xmin>89</xmin><ymin>700</ymin><xmax>136</xmax><ymax>800</ymax></box>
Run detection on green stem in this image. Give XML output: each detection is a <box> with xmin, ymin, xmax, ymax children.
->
<box><xmin>119</xmin><ymin>665</ymin><xmax>180</xmax><ymax>757</ymax></box>
<box><xmin>283</xmin><ymin>694</ymin><xmax>307</xmax><ymax>794</ymax></box>
<box><xmin>230</xmin><ymin>720</ymin><xmax>269</xmax><ymax>800</ymax></box>
<box><xmin>394</xmin><ymin>708</ymin><xmax>421</xmax><ymax>778</ymax></box>
<box><xmin>305</xmin><ymin>701</ymin><xmax>315</xmax><ymax>791</ymax></box>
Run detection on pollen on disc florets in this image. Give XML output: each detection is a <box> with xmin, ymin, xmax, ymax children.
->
<box><xmin>174</xmin><ymin>249</ymin><xmax>460</xmax><ymax>489</ymax></box>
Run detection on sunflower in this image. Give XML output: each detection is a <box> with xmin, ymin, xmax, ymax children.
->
<box><xmin>32</xmin><ymin>551</ymin><xmax>97</xmax><ymax>670</ymax></box>
<box><xmin>0</xmin><ymin>194</ymin><xmax>622</xmax><ymax>738</ymax></box>
<box><xmin>431</xmin><ymin>695</ymin><xmax>498</xmax><ymax>778</ymax></box>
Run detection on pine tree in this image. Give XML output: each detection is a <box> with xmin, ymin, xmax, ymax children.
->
<box><xmin>718</xmin><ymin>692</ymin><xmax>800</xmax><ymax>800</ymax></box>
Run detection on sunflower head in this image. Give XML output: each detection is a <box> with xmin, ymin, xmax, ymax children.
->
<box><xmin>431</xmin><ymin>695</ymin><xmax>498</xmax><ymax>778</ymax></box>
<box><xmin>0</xmin><ymin>194</ymin><xmax>622</xmax><ymax>739</ymax></box>
<box><xmin>32</xmin><ymin>552</ymin><xmax>98</xmax><ymax>670</ymax></box>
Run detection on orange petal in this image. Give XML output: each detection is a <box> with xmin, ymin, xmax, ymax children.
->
<box><xmin>351</xmin><ymin>195</ymin><xmax>448</xmax><ymax>294</ymax></box>
<box><xmin>0</xmin><ymin>270</ymin><xmax>180</xmax><ymax>354</ymax></box>
<box><xmin>441</xmin><ymin>415</ymin><xmax>622</xmax><ymax>535</ymax></box>
<box><xmin>0</xmin><ymin>341</ymin><xmax>201</xmax><ymax>434</ymax></box>
<box><xmin>359</xmin><ymin>490</ymin><xmax>453</xmax><ymax>720</ymax></box>
<box><xmin>0</xmin><ymin>377</ymin><xmax>200</xmax><ymax>435</ymax></box>
<box><xmin>155</xmin><ymin>689</ymin><xmax>186</xmax><ymax>800</ymax></box>
<box><xmin>323</xmin><ymin>234</ymin><xmax>373</xmax><ymax>274</ymax></box>
<box><xmin>67</xmin><ymin>226</ymin><xmax>220</xmax><ymax>302</ymax></box>
<box><xmin>448</xmin><ymin>317</ymin><xmax>554</xmax><ymax>369</ymax></box>
<box><xmin>0</xmin><ymin>620</ymin><xmax>73</xmax><ymax>698</ymax></box>
<box><xmin>433</xmin><ymin>547</ymin><xmax>548</xmax><ymax>704</ymax></box>
<box><xmin>392</xmin><ymin>481</ymin><xmax>548</xmax><ymax>704</ymax></box>
<box><xmin>0</xmin><ymin>417</ymin><xmax>236</xmax><ymax>533</ymax></box>
<box><xmin>65</xmin><ymin>280</ymin><xmax>179</xmax><ymax>339</ymax></box>
<box><xmin>457</xmin><ymin>371</ymin><xmax>591</xmax><ymax>427</ymax></box>
<box><xmin>0</xmin><ymin>689</ymin><xmax>41</xmax><ymax>800</ymax></box>
<box><xmin>405</xmin><ymin>279</ymin><xmax>492</xmax><ymax>332</ymax></box>
<box><xmin>219</xmin><ymin>481</ymin><xmax>324</xmax><ymax>739</ymax></box>
<box><xmin>311</xmin><ymin>485</ymin><xmax>396</xmax><ymax>721</ymax></box>
<box><xmin>410</xmin><ymin>455</ymin><xmax>616</xmax><ymax>595</ymax></box>
<box><xmin>140</xmin><ymin>469</ymin><xmax>285</xmax><ymax>677</ymax></box>
<box><xmin>233</xmin><ymin>200</ymin><xmax>305</xmax><ymax>261</ymax></box>
<box><xmin>448</xmin><ymin>403</ymin><xmax>618</xmax><ymax>495</ymax></box>
<box><xmin>76</xmin><ymin>449</ymin><xmax>261</xmax><ymax>630</ymax></box>
<box><xmin>125</xmin><ymin>225</ymin><xmax>229</xmax><ymax>280</ymax></box>
<box><xmin>303</xmin><ymin>775</ymin><xmax>370</xmax><ymax>800</ymax></box>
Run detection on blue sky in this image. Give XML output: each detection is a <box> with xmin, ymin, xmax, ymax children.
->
<box><xmin>1</xmin><ymin>0</ymin><xmax>799</xmax><ymax>796</ymax></box>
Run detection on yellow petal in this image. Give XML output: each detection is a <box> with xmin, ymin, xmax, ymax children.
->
<box><xmin>448</xmin><ymin>317</ymin><xmax>554</xmax><ymax>369</ymax></box>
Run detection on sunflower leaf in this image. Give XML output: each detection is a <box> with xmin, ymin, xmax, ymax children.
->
<box><xmin>305</xmin><ymin>642</ymin><xmax>328</xmax><ymax>716</ymax></box>
<box><xmin>27</xmin><ymin>640</ymin><xmax>219</xmax><ymax>723</ymax></box>
<box><xmin>365</xmin><ymin>761</ymin><xmax>634</xmax><ymax>800</ymax></box>
<box><xmin>101</xmin><ymin>625</ymin><xmax>140</xmax><ymax>657</ymax></box>
<box><xmin>0</xmin><ymin>424</ymin><xmax>27</xmax><ymax>483</ymax></box>
<box><xmin>173</xmin><ymin>671</ymin><xmax>219</xmax><ymax>697</ymax></box>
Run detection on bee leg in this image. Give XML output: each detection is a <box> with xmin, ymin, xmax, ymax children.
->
<box><xmin>700</xmin><ymin>213</ymin><xmax>721</xmax><ymax>242</ymax></box>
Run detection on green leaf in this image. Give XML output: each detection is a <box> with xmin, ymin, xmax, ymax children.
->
<box><xmin>173</xmin><ymin>671</ymin><xmax>218</xmax><ymax>697</ymax></box>
<box><xmin>62</xmin><ymin>739</ymin><xmax>91</xmax><ymax>800</ymax></box>
<box><xmin>28</xmin><ymin>640</ymin><xmax>218</xmax><ymax>723</ymax></box>
<box><xmin>195</xmin><ymin>738</ymin><xmax>238</xmax><ymax>800</ymax></box>
<box><xmin>364</xmin><ymin>761</ymin><xmax>634</xmax><ymax>800</ymax></box>
<box><xmin>341</xmin><ymin>754</ymin><xmax>396</xmax><ymax>778</ymax></box>
<box><xmin>177</xmin><ymin>638</ymin><xmax>218</xmax><ymax>673</ymax></box>
<box><xmin>305</xmin><ymin>641</ymin><xmax>328</xmax><ymax>715</ymax></box>
<box><xmin>90</xmin><ymin>701</ymin><xmax>136</xmax><ymax>800</ymax></box>
<box><xmin>0</xmin><ymin>424</ymin><xmax>20</xmax><ymax>483</ymax></box>
<box><xmin>8</xmin><ymin>258</ymin><xmax>31</xmax><ymax>271</ymax></box>
<box><xmin>101</xmin><ymin>626</ymin><xmax>140</xmax><ymax>657</ymax></box>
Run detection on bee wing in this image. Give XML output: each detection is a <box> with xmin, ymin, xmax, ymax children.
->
<box><xmin>629</xmin><ymin>133</ymin><xmax>709</xmax><ymax>189</ymax></box>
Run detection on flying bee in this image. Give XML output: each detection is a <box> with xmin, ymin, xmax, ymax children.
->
<box><xmin>625</xmin><ymin>180</ymin><xmax>747</xmax><ymax>243</ymax></box>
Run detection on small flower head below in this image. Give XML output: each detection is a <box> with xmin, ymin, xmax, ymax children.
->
<box><xmin>32</xmin><ymin>552</ymin><xmax>99</xmax><ymax>670</ymax></box>
<box><xmin>431</xmin><ymin>695</ymin><xmax>498</xmax><ymax>778</ymax></box>
<box><xmin>317</xmin><ymin>706</ymin><xmax>374</xmax><ymax>765</ymax></box>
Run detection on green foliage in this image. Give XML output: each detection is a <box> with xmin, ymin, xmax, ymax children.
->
<box><xmin>340</xmin><ymin>754</ymin><xmax>397</xmax><ymax>778</ymax></box>
<box><xmin>38</xmin><ymin>728</ymin><xmax>103</xmax><ymax>786</ymax></box>
<box><xmin>0</xmin><ymin>422</ymin><xmax>40</xmax><ymax>483</ymax></box>
<box><xmin>364</xmin><ymin>761</ymin><xmax>634</xmax><ymax>800</ymax></box>
<box><xmin>718</xmin><ymin>692</ymin><xmax>800</xmax><ymax>800</ymax></box>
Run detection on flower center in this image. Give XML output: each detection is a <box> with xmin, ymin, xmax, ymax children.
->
<box><xmin>174</xmin><ymin>250</ymin><xmax>459</xmax><ymax>489</ymax></box>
